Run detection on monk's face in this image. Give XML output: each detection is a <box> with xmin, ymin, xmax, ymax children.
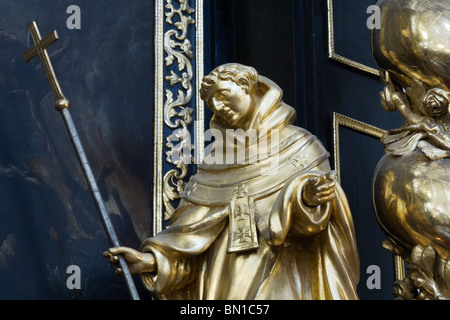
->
<box><xmin>206</xmin><ymin>79</ymin><xmax>254</xmax><ymax>129</ymax></box>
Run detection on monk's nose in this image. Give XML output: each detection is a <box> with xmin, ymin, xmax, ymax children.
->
<box><xmin>212</xmin><ymin>99</ymin><xmax>225</xmax><ymax>112</ymax></box>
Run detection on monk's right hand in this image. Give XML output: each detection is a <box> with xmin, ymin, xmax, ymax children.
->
<box><xmin>103</xmin><ymin>247</ymin><xmax>156</xmax><ymax>276</ymax></box>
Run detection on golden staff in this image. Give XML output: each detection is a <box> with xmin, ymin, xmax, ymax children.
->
<box><xmin>23</xmin><ymin>21</ymin><xmax>140</xmax><ymax>300</ymax></box>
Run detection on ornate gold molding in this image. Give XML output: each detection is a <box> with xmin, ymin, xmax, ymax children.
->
<box><xmin>332</xmin><ymin>112</ymin><xmax>386</xmax><ymax>182</ymax></box>
<box><xmin>162</xmin><ymin>0</ymin><xmax>195</xmax><ymax>225</ymax></box>
<box><xmin>154</xmin><ymin>0</ymin><xmax>165</xmax><ymax>236</ymax></box>
<box><xmin>327</xmin><ymin>0</ymin><xmax>379</xmax><ymax>76</ymax></box>
<box><xmin>154</xmin><ymin>0</ymin><xmax>204</xmax><ymax>235</ymax></box>
<box><xmin>332</xmin><ymin>112</ymin><xmax>407</xmax><ymax>284</ymax></box>
<box><xmin>195</xmin><ymin>0</ymin><xmax>205</xmax><ymax>165</ymax></box>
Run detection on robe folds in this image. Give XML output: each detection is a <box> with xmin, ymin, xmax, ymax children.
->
<box><xmin>140</xmin><ymin>77</ymin><xmax>360</xmax><ymax>300</ymax></box>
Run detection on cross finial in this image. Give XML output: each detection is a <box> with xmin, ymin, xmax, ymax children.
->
<box><xmin>232</xmin><ymin>184</ymin><xmax>248</xmax><ymax>199</ymax></box>
<box><xmin>22</xmin><ymin>21</ymin><xmax>66</xmax><ymax>104</ymax></box>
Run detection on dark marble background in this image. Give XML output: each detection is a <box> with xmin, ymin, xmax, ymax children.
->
<box><xmin>0</xmin><ymin>1</ymin><xmax>154</xmax><ymax>299</ymax></box>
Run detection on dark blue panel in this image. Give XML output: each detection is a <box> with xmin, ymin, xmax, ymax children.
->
<box><xmin>333</xmin><ymin>0</ymin><xmax>379</xmax><ymax>69</ymax></box>
<box><xmin>212</xmin><ymin>0</ymin><xmax>296</xmax><ymax>109</ymax></box>
<box><xmin>0</xmin><ymin>1</ymin><xmax>154</xmax><ymax>299</ymax></box>
<box><xmin>339</xmin><ymin>127</ymin><xmax>395</xmax><ymax>300</ymax></box>
<box><xmin>210</xmin><ymin>0</ymin><xmax>404</xmax><ymax>300</ymax></box>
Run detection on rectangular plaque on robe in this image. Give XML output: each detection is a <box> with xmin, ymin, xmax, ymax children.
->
<box><xmin>227</xmin><ymin>184</ymin><xmax>259</xmax><ymax>253</ymax></box>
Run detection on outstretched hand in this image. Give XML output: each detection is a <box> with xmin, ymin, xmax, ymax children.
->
<box><xmin>380</xmin><ymin>83</ymin><xmax>410</xmax><ymax>113</ymax></box>
<box><xmin>380</xmin><ymin>70</ymin><xmax>410</xmax><ymax>113</ymax></box>
<box><xmin>103</xmin><ymin>247</ymin><xmax>156</xmax><ymax>276</ymax></box>
<box><xmin>302</xmin><ymin>172</ymin><xmax>336</xmax><ymax>207</ymax></box>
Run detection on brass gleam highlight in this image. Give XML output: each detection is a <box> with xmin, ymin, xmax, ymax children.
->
<box><xmin>371</xmin><ymin>0</ymin><xmax>450</xmax><ymax>300</ymax></box>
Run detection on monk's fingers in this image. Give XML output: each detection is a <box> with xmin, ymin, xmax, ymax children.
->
<box><xmin>328</xmin><ymin>170</ymin><xmax>337</xmax><ymax>180</ymax></box>
<box><xmin>103</xmin><ymin>249</ymin><xmax>121</xmax><ymax>264</ymax></box>
<box><xmin>108</xmin><ymin>246</ymin><xmax>128</xmax><ymax>255</ymax></box>
<box><xmin>316</xmin><ymin>187</ymin><xmax>335</xmax><ymax>198</ymax></box>
<box><xmin>307</xmin><ymin>176</ymin><xmax>320</xmax><ymax>186</ymax></box>
<box><xmin>316</xmin><ymin>193</ymin><xmax>336</xmax><ymax>204</ymax></box>
<box><xmin>114</xmin><ymin>267</ymin><xmax>123</xmax><ymax>277</ymax></box>
<box><xmin>106</xmin><ymin>254</ymin><xmax>119</xmax><ymax>265</ymax></box>
<box><xmin>316</xmin><ymin>180</ymin><xmax>335</xmax><ymax>191</ymax></box>
<box><xmin>315</xmin><ymin>171</ymin><xmax>337</xmax><ymax>185</ymax></box>
<box><xmin>111</xmin><ymin>255</ymin><xmax>119</xmax><ymax>264</ymax></box>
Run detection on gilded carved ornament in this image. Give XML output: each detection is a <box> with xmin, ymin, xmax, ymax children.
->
<box><xmin>162</xmin><ymin>0</ymin><xmax>195</xmax><ymax>221</ymax></box>
<box><xmin>371</xmin><ymin>0</ymin><xmax>450</xmax><ymax>300</ymax></box>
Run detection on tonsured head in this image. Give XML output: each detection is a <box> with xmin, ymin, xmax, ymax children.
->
<box><xmin>200</xmin><ymin>63</ymin><xmax>259</xmax><ymax>129</ymax></box>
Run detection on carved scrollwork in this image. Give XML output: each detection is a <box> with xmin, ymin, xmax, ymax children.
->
<box><xmin>163</xmin><ymin>120</ymin><xmax>193</xmax><ymax>220</ymax></box>
<box><xmin>383</xmin><ymin>240</ymin><xmax>450</xmax><ymax>300</ymax></box>
<box><xmin>162</xmin><ymin>0</ymin><xmax>195</xmax><ymax>220</ymax></box>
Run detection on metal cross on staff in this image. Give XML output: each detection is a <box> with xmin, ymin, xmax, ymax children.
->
<box><xmin>22</xmin><ymin>21</ymin><xmax>140</xmax><ymax>300</ymax></box>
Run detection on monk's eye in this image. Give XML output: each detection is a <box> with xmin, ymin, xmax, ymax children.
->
<box><xmin>216</xmin><ymin>90</ymin><xmax>230</xmax><ymax>101</ymax></box>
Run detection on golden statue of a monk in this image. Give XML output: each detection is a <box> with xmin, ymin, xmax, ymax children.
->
<box><xmin>105</xmin><ymin>63</ymin><xmax>359</xmax><ymax>300</ymax></box>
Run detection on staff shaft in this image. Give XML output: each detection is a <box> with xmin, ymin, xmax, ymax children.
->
<box><xmin>59</xmin><ymin>108</ymin><xmax>140</xmax><ymax>300</ymax></box>
<box><xmin>23</xmin><ymin>21</ymin><xmax>140</xmax><ymax>300</ymax></box>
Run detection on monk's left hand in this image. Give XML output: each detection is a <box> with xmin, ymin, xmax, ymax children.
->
<box><xmin>302</xmin><ymin>171</ymin><xmax>336</xmax><ymax>207</ymax></box>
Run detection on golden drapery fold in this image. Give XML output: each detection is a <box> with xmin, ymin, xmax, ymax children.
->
<box><xmin>139</xmin><ymin>76</ymin><xmax>359</xmax><ymax>300</ymax></box>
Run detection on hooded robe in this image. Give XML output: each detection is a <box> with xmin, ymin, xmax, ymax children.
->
<box><xmin>140</xmin><ymin>76</ymin><xmax>359</xmax><ymax>300</ymax></box>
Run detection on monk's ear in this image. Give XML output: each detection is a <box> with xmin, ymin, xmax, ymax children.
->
<box><xmin>237</xmin><ymin>78</ymin><xmax>250</xmax><ymax>94</ymax></box>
